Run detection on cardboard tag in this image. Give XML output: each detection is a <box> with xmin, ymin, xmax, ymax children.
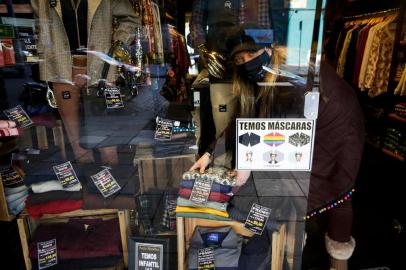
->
<box><xmin>136</xmin><ymin>242</ymin><xmax>164</xmax><ymax>269</ymax></box>
<box><xmin>105</xmin><ymin>87</ymin><xmax>124</xmax><ymax>109</ymax></box>
<box><xmin>53</xmin><ymin>161</ymin><xmax>80</xmax><ymax>189</ymax></box>
<box><xmin>193</xmin><ymin>91</ymin><xmax>200</xmax><ymax>107</ymax></box>
<box><xmin>198</xmin><ymin>247</ymin><xmax>215</xmax><ymax>270</ymax></box>
<box><xmin>3</xmin><ymin>105</ymin><xmax>33</xmax><ymax>128</ymax></box>
<box><xmin>90</xmin><ymin>168</ymin><xmax>121</xmax><ymax>198</ymax></box>
<box><xmin>244</xmin><ymin>203</ymin><xmax>272</xmax><ymax>235</ymax></box>
<box><xmin>189</xmin><ymin>177</ymin><xmax>213</xmax><ymax>206</ymax></box>
<box><xmin>219</xmin><ymin>104</ymin><xmax>227</xmax><ymax>112</ymax></box>
<box><xmin>37</xmin><ymin>239</ymin><xmax>58</xmax><ymax>269</ymax></box>
<box><xmin>0</xmin><ymin>167</ymin><xmax>23</xmax><ymax>187</ymax></box>
<box><xmin>154</xmin><ymin>117</ymin><xmax>174</xmax><ymax>141</ymax></box>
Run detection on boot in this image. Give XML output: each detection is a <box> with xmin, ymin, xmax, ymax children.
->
<box><xmin>325</xmin><ymin>234</ymin><xmax>355</xmax><ymax>270</ymax></box>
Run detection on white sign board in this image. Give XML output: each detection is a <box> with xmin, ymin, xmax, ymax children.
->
<box><xmin>236</xmin><ymin>119</ymin><xmax>315</xmax><ymax>171</ymax></box>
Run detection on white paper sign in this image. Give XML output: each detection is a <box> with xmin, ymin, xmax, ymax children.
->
<box><xmin>236</xmin><ymin>119</ymin><xmax>315</xmax><ymax>171</ymax></box>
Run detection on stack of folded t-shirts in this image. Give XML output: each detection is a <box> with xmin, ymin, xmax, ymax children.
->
<box><xmin>176</xmin><ymin>167</ymin><xmax>237</xmax><ymax>221</ymax></box>
<box><xmin>22</xmin><ymin>147</ymin><xmax>83</xmax><ymax>218</ymax></box>
<box><xmin>1</xmin><ymin>166</ymin><xmax>29</xmax><ymax>215</ymax></box>
<box><xmin>29</xmin><ymin>218</ymin><xmax>122</xmax><ymax>270</ymax></box>
<box><xmin>82</xmin><ymin>164</ymin><xmax>138</xmax><ymax>210</ymax></box>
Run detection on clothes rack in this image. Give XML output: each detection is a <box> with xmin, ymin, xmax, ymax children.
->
<box><xmin>343</xmin><ymin>8</ymin><xmax>400</xmax><ymax>20</ymax></box>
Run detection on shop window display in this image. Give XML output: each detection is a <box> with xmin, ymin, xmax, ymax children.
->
<box><xmin>0</xmin><ymin>0</ymin><xmax>369</xmax><ymax>270</ymax></box>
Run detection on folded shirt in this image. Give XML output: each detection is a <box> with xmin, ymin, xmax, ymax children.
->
<box><xmin>29</xmin><ymin>218</ymin><xmax>122</xmax><ymax>260</ymax></box>
<box><xmin>177</xmin><ymin>197</ymin><xmax>228</xmax><ymax>212</ymax></box>
<box><xmin>175</xmin><ymin>212</ymin><xmax>231</xmax><ymax>221</ymax></box>
<box><xmin>6</xmin><ymin>188</ymin><xmax>28</xmax><ymax>203</ymax></box>
<box><xmin>4</xmin><ymin>185</ymin><xmax>29</xmax><ymax>196</ymax></box>
<box><xmin>27</xmin><ymin>191</ymin><xmax>82</xmax><ymax>206</ymax></box>
<box><xmin>31</xmin><ymin>180</ymin><xmax>82</xmax><ymax>193</ymax></box>
<box><xmin>178</xmin><ymin>188</ymin><xmax>231</xmax><ymax>203</ymax></box>
<box><xmin>26</xmin><ymin>199</ymin><xmax>83</xmax><ymax>219</ymax></box>
<box><xmin>180</xmin><ymin>179</ymin><xmax>232</xmax><ymax>194</ymax></box>
<box><xmin>175</xmin><ymin>206</ymin><xmax>229</xmax><ymax>218</ymax></box>
<box><xmin>82</xmin><ymin>190</ymin><xmax>136</xmax><ymax>210</ymax></box>
<box><xmin>8</xmin><ymin>194</ymin><xmax>27</xmax><ymax>215</ymax></box>
<box><xmin>182</xmin><ymin>167</ymin><xmax>237</xmax><ymax>187</ymax></box>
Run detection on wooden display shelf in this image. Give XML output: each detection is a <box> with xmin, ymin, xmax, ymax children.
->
<box><xmin>0</xmin><ymin>174</ymin><xmax>15</xmax><ymax>221</ymax></box>
<box><xmin>17</xmin><ymin>209</ymin><xmax>131</xmax><ymax>270</ymax></box>
<box><xmin>176</xmin><ymin>217</ymin><xmax>287</xmax><ymax>270</ymax></box>
<box><xmin>388</xmin><ymin>113</ymin><xmax>406</xmax><ymax>123</ymax></box>
<box><xmin>0</xmin><ymin>4</ymin><xmax>33</xmax><ymax>14</ymax></box>
<box><xmin>382</xmin><ymin>148</ymin><xmax>405</xmax><ymax>162</ymax></box>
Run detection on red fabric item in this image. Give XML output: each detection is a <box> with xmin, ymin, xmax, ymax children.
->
<box><xmin>178</xmin><ymin>188</ymin><xmax>231</xmax><ymax>203</ymax></box>
<box><xmin>26</xmin><ymin>199</ymin><xmax>83</xmax><ymax>219</ymax></box>
<box><xmin>29</xmin><ymin>218</ymin><xmax>122</xmax><ymax>259</ymax></box>
<box><xmin>1</xmin><ymin>39</ymin><xmax>16</xmax><ymax>65</ymax></box>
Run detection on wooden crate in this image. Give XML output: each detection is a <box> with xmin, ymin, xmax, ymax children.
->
<box><xmin>17</xmin><ymin>209</ymin><xmax>130</xmax><ymax>270</ymax></box>
<box><xmin>0</xmin><ymin>174</ymin><xmax>15</xmax><ymax>221</ymax></box>
<box><xmin>176</xmin><ymin>217</ymin><xmax>286</xmax><ymax>270</ymax></box>
<box><xmin>136</xmin><ymin>153</ymin><xmax>195</xmax><ymax>194</ymax></box>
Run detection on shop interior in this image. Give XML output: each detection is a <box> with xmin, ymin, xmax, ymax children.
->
<box><xmin>0</xmin><ymin>0</ymin><xmax>405</xmax><ymax>269</ymax></box>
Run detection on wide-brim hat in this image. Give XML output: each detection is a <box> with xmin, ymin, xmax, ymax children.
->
<box><xmin>226</xmin><ymin>27</ymin><xmax>262</xmax><ymax>59</ymax></box>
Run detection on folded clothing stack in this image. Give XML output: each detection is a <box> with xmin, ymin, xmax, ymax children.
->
<box><xmin>2</xmin><ymin>170</ymin><xmax>29</xmax><ymax>215</ymax></box>
<box><xmin>29</xmin><ymin>218</ymin><xmax>122</xmax><ymax>270</ymax></box>
<box><xmin>176</xmin><ymin>167</ymin><xmax>236</xmax><ymax>221</ymax></box>
<box><xmin>20</xmin><ymin>146</ymin><xmax>83</xmax><ymax>218</ymax></box>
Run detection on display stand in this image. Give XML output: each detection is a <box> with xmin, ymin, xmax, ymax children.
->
<box><xmin>17</xmin><ymin>209</ymin><xmax>130</xmax><ymax>270</ymax></box>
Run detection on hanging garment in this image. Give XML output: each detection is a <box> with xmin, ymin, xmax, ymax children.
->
<box><xmin>188</xmin><ymin>226</ymin><xmax>243</xmax><ymax>270</ymax></box>
<box><xmin>394</xmin><ymin>65</ymin><xmax>406</xmax><ymax>95</ymax></box>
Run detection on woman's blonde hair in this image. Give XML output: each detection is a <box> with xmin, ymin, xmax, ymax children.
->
<box><xmin>232</xmin><ymin>46</ymin><xmax>285</xmax><ymax>118</ymax></box>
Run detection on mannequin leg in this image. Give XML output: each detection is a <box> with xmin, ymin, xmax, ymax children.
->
<box><xmin>325</xmin><ymin>200</ymin><xmax>355</xmax><ymax>270</ymax></box>
<box><xmin>53</xmin><ymin>60</ymin><xmax>94</xmax><ymax>163</ymax></box>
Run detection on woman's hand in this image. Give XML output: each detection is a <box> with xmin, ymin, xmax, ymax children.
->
<box><xmin>230</xmin><ymin>170</ymin><xmax>251</xmax><ymax>186</ymax></box>
<box><xmin>189</xmin><ymin>153</ymin><xmax>211</xmax><ymax>174</ymax></box>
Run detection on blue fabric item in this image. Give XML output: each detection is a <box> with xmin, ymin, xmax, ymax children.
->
<box><xmin>4</xmin><ymin>185</ymin><xmax>29</xmax><ymax>196</ymax></box>
<box><xmin>6</xmin><ymin>189</ymin><xmax>28</xmax><ymax>203</ymax></box>
<box><xmin>8</xmin><ymin>193</ymin><xmax>27</xmax><ymax>214</ymax></box>
<box><xmin>180</xmin><ymin>179</ymin><xmax>233</xmax><ymax>193</ymax></box>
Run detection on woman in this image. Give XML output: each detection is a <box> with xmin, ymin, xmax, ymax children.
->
<box><xmin>191</xmin><ymin>28</ymin><xmax>364</xmax><ymax>270</ymax></box>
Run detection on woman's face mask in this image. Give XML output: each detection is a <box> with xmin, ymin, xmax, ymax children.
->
<box><xmin>237</xmin><ymin>50</ymin><xmax>271</xmax><ymax>83</ymax></box>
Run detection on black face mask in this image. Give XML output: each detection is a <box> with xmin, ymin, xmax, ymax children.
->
<box><xmin>237</xmin><ymin>50</ymin><xmax>271</xmax><ymax>83</ymax></box>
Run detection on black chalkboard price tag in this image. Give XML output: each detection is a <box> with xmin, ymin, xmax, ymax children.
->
<box><xmin>244</xmin><ymin>203</ymin><xmax>272</xmax><ymax>235</ymax></box>
<box><xmin>90</xmin><ymin>168</ymin><xmax>121</xmax><ymax>198</ymax></box>
<box><xmin>37</xmin><ymin>239</ymin><xmax>58</xmax><ymax>269</ymax></box>
<box><xmin>136</xmin><ymin>242</ymin><xmax>164</xmax><ymax>270</ymax></box>
<box><xmin>198</xmin><ymin>247</ymin><xmax>215</xmax><ymax>270</ymax></box>
<box><xmin>189</xmin><ymin>176</ymin><xmax>213</xmax><ymax>206</ymax></box>
<box><xmin>3</xmin><ymin>105</ymin><xmax>33</xmax><ymax>128</ymax></box>
<box><xmin>53</xmin><ymin>161</ymin><xmax>80</xmax><ymax>189</ymax></box>
<box><xmin>105</xmin><ymin>87</ymin><xmax>124</xmax><ymax>109</ymax></box>
<box><xmin>154</xmin><ymin>117</ymin><xmax>174</xmax><ymax>141</ymax></box>
<box><xmin>0</xmin><ymin>167</ymin><xmax>23</xmax><ymax>187</ymax></box>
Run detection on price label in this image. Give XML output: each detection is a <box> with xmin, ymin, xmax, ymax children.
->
<box><xmin>90</xmin><ymin>168</ymin><xmax>121</xmax><ymax>198</ymax></box>
<box><xmin>0</xmin><ymin>167</ymin><xmax>23</xmax><ymax>187</ymax></box>
<box><xmin>3</xmin><ymin>105</ymin><xmax>33</xmax><ymax>128</ymax></box>
<box><xmin>53</xmin><ymin>161</ymin><xmax>80</xmax><ymax>189</ymax></box>
<box><xmin>198</xmin><ymin>247</ymin><xmax>215</xmax><ymax>270</ymax></box>
<box><xmin>189</xmin><ymin>177</ymin><xmax>213</xmax><ymax>206</ymax></box>
<box><xmin>105</xmin><ymin>87</ymin><xmax>124</xmax><ymax>109</ymax></box>
<box><xmin>154</xmin><ymin>117</ymin><xmax>174</xmax><ymax>141</ymax></box>
<box><xmin>37</xmin><ymin>239</ymin><xmax>58</xmax><ymax>269</ymax></box>
<box><xmin>244</xmin><ymin>203</ymin><xmax>272</xmax><ymax>235</ymax></box>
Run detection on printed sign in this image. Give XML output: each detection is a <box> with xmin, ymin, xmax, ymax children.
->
<box><xmin>0</xmin><ymin>167</ymin><xmax>23</xmax><ymax>187</ymax></box>
<box><xmin>37</xmin><ymin>239</ymin><xmax>58</xmax><ymax>269</ymax></box>
<box><xmin>105</xmin><ymin>87</ymin><xmax>124</xmax><ymax>109</ymax></box>
<box><xmin>244</xmin><ymin>203</ymin><xmax>272</xmax><ymax>235</ymax></box>
<box><xmin>198</xmin><ymin>247</ymin><xmax>215</xmax><ymax>270</ymax></box>
<box><xmin>53</xmin><ymin>161</ymin><xmax>80</xmax><ymax>189</ymax></box>
<box><xmin>236</xmin><ymin>119</ymin><xmax>315</xmax><ymax>171</ymax></box>
<box><xmin>90</xmin><ymin>168</ymin><xmax>121</xmax><ymax>198</ymax></box>
<box><xmin>17</xmin><ymin>26</ymin><xmax>38</xmax><ymax>62</ymax></box>
<box><xmin>193</xmin><ymin>91</ymin><xmax>200</xmax><ymax>107</ymax></box>
<box><xmin>135</xmin><ymin>242</ymin><xmax>164</xmax><ymax>270</ymax></box>
<box><xmin>3</xmin><ymin>105</ymin><xmax>33</xmax><ymax>128</ymax></box>
<box><xmin>189</xmin><ymin>177</ymin><xmax>213</xmax><ymax>206</ymax></box>
<box><xmin>154</xmin><ymin>117</ymin><xmax>174</xmax><ymax>141</ymax></box>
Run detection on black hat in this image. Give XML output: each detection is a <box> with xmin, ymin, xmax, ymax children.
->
<box><xmin>226</xmin><ymin>27</ymin><xmax>261</xmax><ymax>59</ymax></box>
